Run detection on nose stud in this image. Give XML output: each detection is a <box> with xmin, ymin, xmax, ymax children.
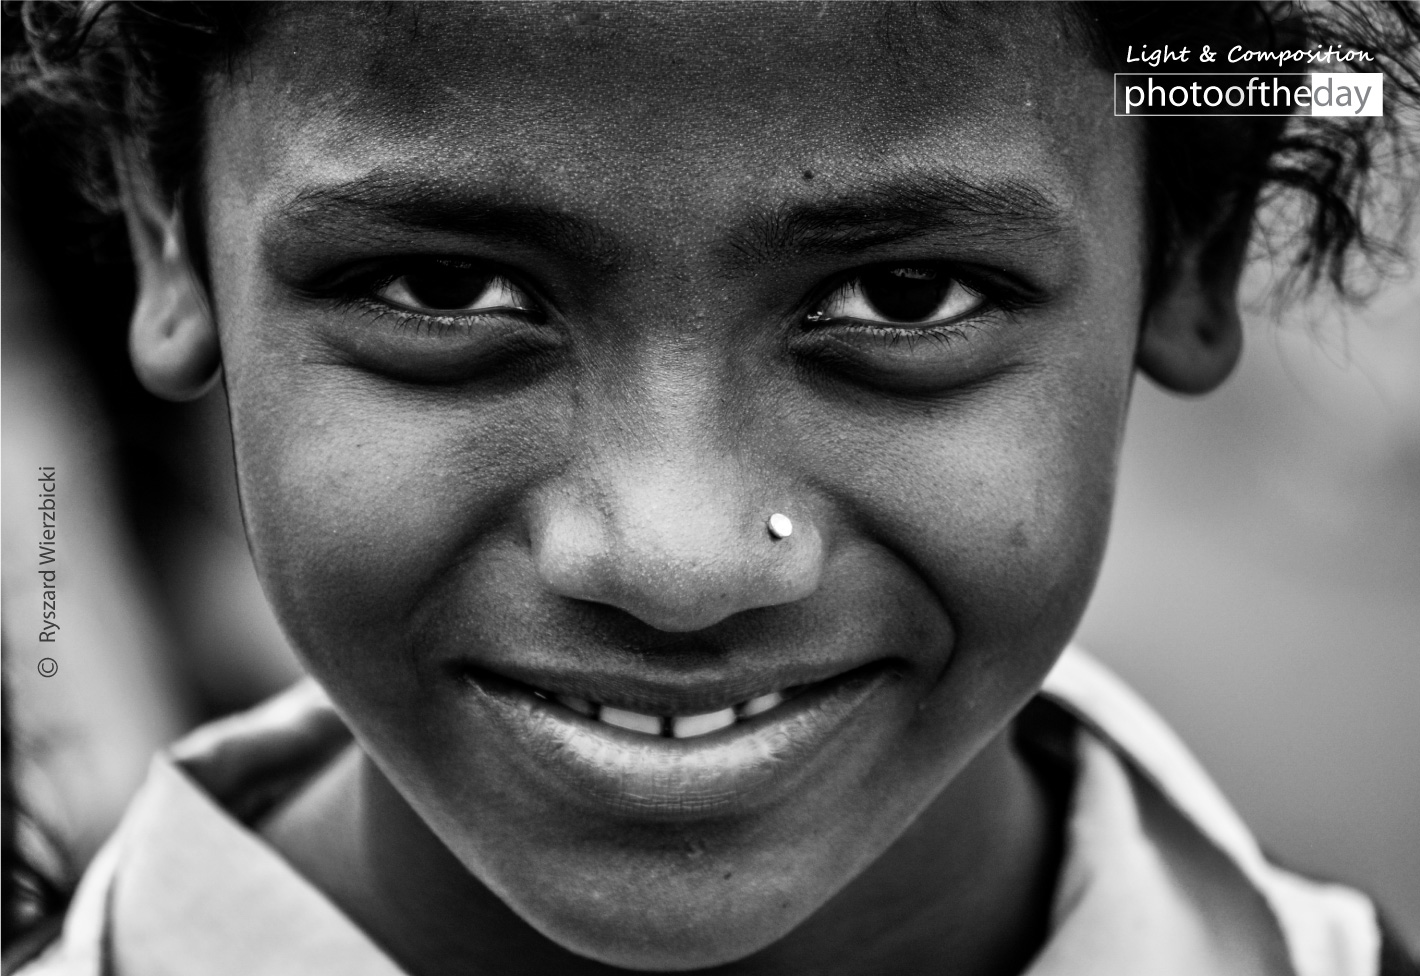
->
<box><xmin>766</xmin><ymin>513</ymin><xmax>793</xmax><ymax>540</ymax></box>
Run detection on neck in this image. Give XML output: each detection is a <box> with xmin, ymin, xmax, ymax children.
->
<box><xmin>263</xmin><ymin>724</ymin><xmax>1063</xmax><ymax>976</ymax></box>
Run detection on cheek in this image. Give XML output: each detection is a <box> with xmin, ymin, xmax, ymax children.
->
<box><xmin>933</xmin><ymin>390</ymin><xmax>1121</xmax><ymax>644</ymax></box>
<box><xmin>809</xmin><ymin>322</ymin><xmax>1138</xmax><ymax>708</ymax></box>
<box><xmin>950</xmin><ymin>349</ymin><xmax>1137</xmax><ymax>647</ymax></box>
<box><xmin>221</xmin><ymin>337</ymin><xmax>559</xmax><ymax>686</ymax></box>
<box><xmin>906</xmin><ymin>414</ymin><xmax>1113</xmax><ymax>615</ymax></box>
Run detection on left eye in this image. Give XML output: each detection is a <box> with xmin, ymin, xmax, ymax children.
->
<box><xmin>375</xmin><ymin>263</ymin><xmax>534</xmax><ymax>315</ymax></box>
<box><xmin>810</xmin><ymin>265</ymin><xmax>985</xmax><ymax>326</ymax></box>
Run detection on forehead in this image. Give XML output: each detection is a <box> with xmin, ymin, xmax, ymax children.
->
<box><xmin>245</xmin><ymin>2</ymin><xmax>1083</xmax><ymax>127</ymax></box>
<box><xmin>209</xmin><ymin>2</ymin><xmax>1118</xmax><ymax>233</ymax></box>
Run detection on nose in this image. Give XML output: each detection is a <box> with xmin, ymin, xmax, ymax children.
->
<box><xmin>530</xmin><ymin>455</ymin><xmax>824</xmax><ymax>633</ymax></box>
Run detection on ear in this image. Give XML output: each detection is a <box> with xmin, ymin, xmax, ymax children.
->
<box><xmin>118</xmin><ymin>150</ymin><xmax>221</xmax><ymax>401</ymax></box>
<box><xmin>1136</xmin><ymin>206</ymin><xmax>1249</xmax><ymax>395</ymax></box>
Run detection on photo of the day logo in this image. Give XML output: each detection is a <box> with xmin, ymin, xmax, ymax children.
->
<box><xmin>1115</xmin><ymin>73</ymin><xmax>1383</xmax><ymax>117</ymax></box>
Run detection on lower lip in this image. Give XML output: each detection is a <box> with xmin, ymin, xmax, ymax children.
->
<box><xmin>456</xmin><ymin>666</ymin><xmax>891</xmax><ymax>820</ymax></box>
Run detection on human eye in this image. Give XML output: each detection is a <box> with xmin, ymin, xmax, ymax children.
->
<box><xmin>374</xmin><ymin>260</ymin><xmax>537</xmax><ymax>318</ymax></box>
<box><xmin>793</xmin><ymin>262</ymin><xmax>1042</xmax><ymax>394</ymax></box>
<box><xmin>306</xmin><ymin>258</ymin><xmax>559</xmax><ymax>383</ymax></box>
<box><xmin>805</xmin><ymin>264</ymin><xmax>987</xmax><ymax>331</ymax></box>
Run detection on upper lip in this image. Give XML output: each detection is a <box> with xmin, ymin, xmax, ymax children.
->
<box><xmin>446</xmin><ymin>657</ymin><xmax>890</xmax><ymax>715</ymax></box>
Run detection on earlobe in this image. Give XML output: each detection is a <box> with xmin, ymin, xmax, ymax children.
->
<box><xmin>1137</xmin><ymin>215</ymin><xmax>1249</xmax><ymax>396</ymax></box>
<box><xmin>119</xmin><ymin>156</ymin><xmax>220</xmax><ymax>402</ymax></box>
<box><xmin>1136</xmin><ymin>261</ymin><xmax>1243</xmax><ymax>395</ymax></box>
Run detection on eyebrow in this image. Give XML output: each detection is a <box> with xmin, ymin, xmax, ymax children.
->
<box><xmin>271</xmin><ymin>168</ymin><xmax>1068</xmax><ymax>274</ymax></box>
<box><xmin>724</xmin><ymin>171</ymin><xmax>1071</xmax><ymax>270</ymax></box>
<box><xmin>272</xmin><ymin>171</ymin><xmax>622</xmax><ymax>270</ymax></box>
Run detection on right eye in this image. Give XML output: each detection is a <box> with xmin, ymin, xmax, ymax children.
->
<box><xmin>375</xmin><ymin>261</ymin><xmax>538</xmax><ymax>317</ymax></box>
<box><xmin>807</xmin><ymin>264</ymin><xmax>987</xmax><ymax>330</ymax></box>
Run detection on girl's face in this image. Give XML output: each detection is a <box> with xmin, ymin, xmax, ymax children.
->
<box><xmin>193</xmin><ymin>2</ymin><xmax>1152</xmax><ymax>968</ymax></box>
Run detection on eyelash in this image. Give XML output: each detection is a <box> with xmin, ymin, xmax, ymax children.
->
<box><xmin>317</xmin><ymin>262</ymin><xmax>541</xmax><ymax>336</ymax></box>
<box><xmin>339</xmin><ymin>300</ymin><xmax>480</xmax><ymax>338</ymax></box>
<box><xmin>801</xmin><ymin>264</ymin><xmax>1036</xmax><ymax>338</ymax></box>
<box><xmin>836</xmin><ymin>320</ymin><xmax>982</xmax><ymax>350</ymax></box>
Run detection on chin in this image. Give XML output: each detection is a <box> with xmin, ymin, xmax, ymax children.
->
<box><xmin>534</xmin><ymin>902</ymin><xmax>798</xmax><ymax>972</ymax></box>
<box><xmin>490</xmin><ymin>846</ymin><xmax>832</xmax><ymax>972</ymax></box>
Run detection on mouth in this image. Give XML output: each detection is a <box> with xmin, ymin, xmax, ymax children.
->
<box><xmin>449</xmin><ymin>661</ymin><xmax>895</xmax><ymax>820</ymax></box>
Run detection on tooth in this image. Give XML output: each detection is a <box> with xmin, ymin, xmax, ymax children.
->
<box><xmin>738</xmin><ymin>691</ymin><xmax>783</xmax><ymax>718</ymax></box>
<box><xmin>671</xmin><ymin>708</ymin><xmax>737</xmax><ymax>738</ymax></box>
<box><xmin>555</xmin><ymin>694</ymin><xmax>597</xmax><ymax>718</ymax></box>
<box><xmin>599</xmin><ymin>706</ymin><xmax>662</xmax><ymax>735</ymax></box>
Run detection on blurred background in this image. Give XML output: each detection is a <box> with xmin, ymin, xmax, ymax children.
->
<box><xmin>2</xmin><ymin>135</ymin><xmax>304</xmax><ymax>929</ymax></box>
<box><xmin>3</xmin><ymin>144</ymin><xmax>1418</xmax><ymax>958</ymax></box>
<box><xmin>1079</xmin><ymin>266</ymin><xmax>1420</xmax><ymax>952</ymax></box>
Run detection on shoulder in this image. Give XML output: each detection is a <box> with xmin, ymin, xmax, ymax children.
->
<box><xmin>1039</xmin><ymin>646</ymin><xmax>1416</xmax><ymax>976</ymax></box>
<box><xmin>5</xmin><ymin>680</ymin><xmax>356</xmax><ymax>976</ymax></box>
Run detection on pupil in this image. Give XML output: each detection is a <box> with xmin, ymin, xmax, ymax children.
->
<box><xmin>403</xmin><ymin>268</ymin><xmax>492</xmax><ymax>310</ymax></box>
<box><xmin>861</xmin><ymin>267</ymin><xmax>947</xmax><ymax>322</ymax></box>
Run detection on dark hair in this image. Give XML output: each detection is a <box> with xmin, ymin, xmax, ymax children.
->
<box><xmin>1080</xmin><ymin>2</ymin><xmax>1420</xmax><ymax>300</ymax></box>
<box><xmin>6</xmin><ymin>1</ymin><xmax>1420</xmax><ymax>305</ymax></box>
<box><xmin>1</xmin><ymin>683</ymin><xmax>71</xmax><ymax>955</ymax></box>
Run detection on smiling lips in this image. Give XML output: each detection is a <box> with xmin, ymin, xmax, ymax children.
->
<box><xmin>460</xmin><ymin>664</ymin><xmax>891</xmax><ymax>819</ymax></box>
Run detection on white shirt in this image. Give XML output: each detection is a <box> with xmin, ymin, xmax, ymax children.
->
<box><xmin>15</xmin><ymin>647</ymin><xmax>1384</xmax><ymax>976</ymax></box>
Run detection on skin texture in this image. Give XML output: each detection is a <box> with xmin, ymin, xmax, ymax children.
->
<box><xmin>123</xmin><ymin>3</ymin><xmax>1245</xmax><ymax>974</ymax></box>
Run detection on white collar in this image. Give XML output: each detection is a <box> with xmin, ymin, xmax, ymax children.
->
<box><xmin>1039</xmin><ymin>650</ymin><xmax>1380</xmax><ymax>976</ymax></box>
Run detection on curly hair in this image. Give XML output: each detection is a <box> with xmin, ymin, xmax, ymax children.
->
<box><xmin>1081</xmin><ymin>2</ymin><xmax>1420</xmax><ymax>300</ymax></box>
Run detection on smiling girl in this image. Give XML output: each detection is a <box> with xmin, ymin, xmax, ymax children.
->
<box><xmin>4</xmin><ymin>2</ymin><xmax>1420</xmax><ymax>975</ymax></box>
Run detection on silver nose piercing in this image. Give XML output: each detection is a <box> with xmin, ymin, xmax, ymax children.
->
<box><xmin>767</xmin><ymin>513</ymin><xmax>793</xmax><ymax>540</ymax></box>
